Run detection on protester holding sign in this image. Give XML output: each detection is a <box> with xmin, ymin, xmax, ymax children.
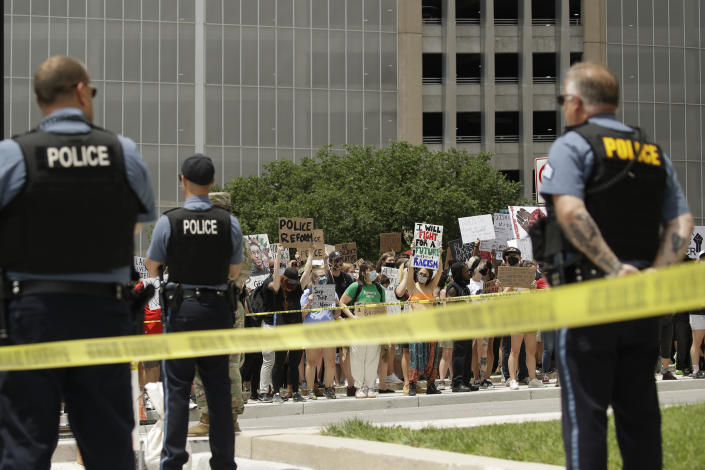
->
<box><xmin>300</xmin><ymin>255</ymin><xmax>339</xmax><ymax>400</ymax></box>
<box><xmin>339</xmin><ymin>262</ymin><xmax>385</xmax><ymax>398</ymax></box>
<box><xmin>326</xmin><ymin>250</ymin><xmax>357</xmax><ymax>396</ymax></box>
<box><xmin>374</xmin><ymin>252</ymin><xmax>401</xmax><ymax>393</ymax></box>
<box><xmin>396</xmin><ymin>253</ymin><xmax>445</xmax><ymax>395</ymax></box>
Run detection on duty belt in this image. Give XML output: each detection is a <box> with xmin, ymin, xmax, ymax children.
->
<box><xmin>181</xmin><ymin>288</ymin><xmax>227</xmax><ymax>300</ymax></box>
<box><xmin>9</xmin><ymin>280</ymin><xmax>128</xmax><ymax>301</ymax></box>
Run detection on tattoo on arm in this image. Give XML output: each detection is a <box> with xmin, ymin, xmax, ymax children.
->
<box><xmin>563</xmin><ymin>210</ymin><xmax>621</xmax><ymax>274</ymax></box>
<box><xmin>671</xmin><ymin>233</ymin><xmax>686</xmax><ymax>254</ymax></box>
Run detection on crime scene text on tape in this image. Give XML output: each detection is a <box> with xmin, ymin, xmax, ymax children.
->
<box><xmin>0</xmin><ymin>262</ymin><xmax>704</xmax><ymax>371</ymax></box>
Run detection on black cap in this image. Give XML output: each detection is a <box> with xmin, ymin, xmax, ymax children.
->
<box><xmin>329</xmin><ymin>250</ymin><xmax>343</xmax><ymax>261</ymax></box>
<box><xmin>503</xmin><ymin>246</ymin><xmax>521</xmax><ymax>258</ymax></box>
<box><xmin>181</xmin><ymin>154</ymin><xmax>215</xmax><ymax>185</ymax></box>
<box><xmin>283</xmin><ymin>266</ymin><xmax>300</xmax><ymax>284</ymax></box>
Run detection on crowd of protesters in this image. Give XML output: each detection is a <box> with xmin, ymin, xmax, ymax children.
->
<box><xmin>143</xmin><ymin>239</ymin><xmax>702</xmax><ymax>410</ymax></box>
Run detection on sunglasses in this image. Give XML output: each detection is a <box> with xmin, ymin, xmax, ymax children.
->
<box><xmin>72</xmin><ymin>82</ymin><xmax>98</xmax><ymax>98</ymax></box>
<box><xmin>556</xmin><ymin>94</ymin><xmax>577</xmax><ymax>106</ymax></box>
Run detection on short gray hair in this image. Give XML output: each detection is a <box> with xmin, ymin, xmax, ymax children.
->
<box><xmin>565</xmin><ymin>62</ymin><xmax>620</xmax><ymax>107</ymax></box>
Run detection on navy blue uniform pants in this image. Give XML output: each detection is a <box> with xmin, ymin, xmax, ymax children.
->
<box><xmin>0</xmin><ymin>294</ymin><xmax>135</xmax><ymax>470</ymax></box>
<box><xmin>557</xmin><ymin>318</ymin><xmax>661</xmax><ymax>470</ymax></box>
<box><xmin>161</xmin><ymin>296</ymin><xmax>235</xmax><ymax>470</ymax></box>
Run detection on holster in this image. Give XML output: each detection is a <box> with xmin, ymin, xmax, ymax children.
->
<box><xmin>160</xmin><ymin>283</ymin><xmax>183</xmax><ymax>320</ymax></box>
<box><xmin>226</xmin><ymin>281</ymin><xmax>240</xmax><ymax>325</ymax></box>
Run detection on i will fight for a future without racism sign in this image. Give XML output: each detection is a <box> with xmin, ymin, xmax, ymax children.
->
<box><xmin>411</xmin><ymin>222</ymin><xmax>443</xmax><ymax>270</ymax></box>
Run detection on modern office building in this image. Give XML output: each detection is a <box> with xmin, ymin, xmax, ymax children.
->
<box><xmin>2</xmin><ymin>0</ymin><xmax>703</xmax><ymax>252</ymax></box>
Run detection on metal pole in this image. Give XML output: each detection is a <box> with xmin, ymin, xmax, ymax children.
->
<box><xmin>1</xmin><ymin>0</ymin><xmax>4</xmax><ymax>139</ymax></box>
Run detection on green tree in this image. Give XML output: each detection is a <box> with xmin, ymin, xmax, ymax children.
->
<box><xmin>225</xmin><ymin>142</ymin><xmax>526</xmax><ymax>260</ymax></box>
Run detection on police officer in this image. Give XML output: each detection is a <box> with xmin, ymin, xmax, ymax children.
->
<box><xmin>540</xmin><ymin>63</ymin><xmax>693</xmax><ymax>470</ymax></box>
<box><xmin>146</xmin><ymin>155</ymin><xmax>242</xmax><ymax>470</ymax></box>
<box><xmin>0</xmin><ymin>56</ymin><xmax>156</xmax><ymax>469</ymax></box>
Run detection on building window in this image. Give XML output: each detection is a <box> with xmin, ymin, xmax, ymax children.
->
<box><xmin>495</xmin><ymin>0</ymin><xmax>519</xmax><ymax>25</ymax></box>
<box><xmin>533</xmin><ymin>111</ymin><xmax>557</xmax><ymax>142</ymax></box>
<box><xmin>422</xmin><ymin>0</ymin><xmax>442</xmax><ymax>24</ymax></box>
<box><xmin>423</xmin><ymin>53</ymin><xmax>443</xmax><ymax>84</ymax></box>
<box><xmin>457</xmin><ymin>54</ymin><xmax>482</xmax><ymax>84</ymax></box>
<box><xmin>495</xmin><ymin>53</ymin><xmax>519</xmax><ymax>83</ymax></box>
<box><xmin>457</xmin><ymin>0</ymin><xmax>481</xmax><ymax>25</ymax></box>
<box><xmin>570</xmin><ymin>52</ymin><xmax>583</xmax><ymax>65</ymax></box>
<box><xmin>496</xmin><ymin>112</ymin><xmax>520</xmax><ymax>142</ymax></box>
<box><xmin>533</xmin><ymin>53</ymin><xmax>556</xmax><ymax>83</ymax></box>
<box><xmin>532</xmin><ymin>0</ymin><xmax>555</xmax><ymax>25</ymax></box>
<box><xmin>457</xmin><ymin>112</ymin><xmax>482</xmax><ymax>143</ymax></box>
<box><xmin>500</xmin><ymin>170</ymin><xmax>521</xmax><ymax>183</ymax></box>
<box><xmin>569</xmin><ymin>0</ymin><xmax>581</xmax><ymax>25</ymax></box>
<box><xmin>423</xmin><ymin>112</ymin><xmax>444</xmax><ymax>144</ymax></box>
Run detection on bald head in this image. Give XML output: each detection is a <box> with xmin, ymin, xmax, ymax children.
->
<box><xmin>34</xmin><ymin>56</ymin><xmax>90</xmax><ymax>106</ymax></box>
<box><xmin>565</xmin><ymin>63</ymin><xmax>620</xmax><ymax>108</ymax></box>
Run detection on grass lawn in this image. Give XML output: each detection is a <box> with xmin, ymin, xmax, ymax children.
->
<box><xmin>323</xmin><ymin>402</ymin><xmax>705</xmax><ymax>469</ymax></box>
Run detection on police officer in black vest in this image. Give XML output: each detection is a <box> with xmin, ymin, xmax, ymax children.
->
<box><xmin>146</xmin><ymin>154</ymin><xmax>242</xmax><ymax>470</ymax></box>
<box><xmin>0</xmin><ymin>56</ymin><xmax>156</xmax><ymax>469</ymax></box>
<box><xmin>538</xmin><ymin>63</ymin><xmax>693</xmax><ymax>470</ymax></box>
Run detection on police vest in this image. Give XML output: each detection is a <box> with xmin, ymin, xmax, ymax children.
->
<box><xmin>165</xmin><ymin>207</ymin><xmax>232</xmax><ymax>285</ymax></box>
<box><xmin>0</xmin><ymin>124</ymin><xmax>141</xmax><ymax>273</ymax></box>
<box><xmin>573</xmin><ymin>122</ymin><xmax>667</xmax><ymax>263</ymax></box>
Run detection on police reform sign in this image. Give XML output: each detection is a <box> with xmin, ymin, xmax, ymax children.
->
<box><xmin>411</xmin><ymin>223</ymin><xmax>443</xmax><ymax>270</ymax></box>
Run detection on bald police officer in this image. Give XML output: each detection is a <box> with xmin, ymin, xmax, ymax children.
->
<box><xmin>0</xmin><ymin>56</ymin><xmax>156</xmax><ymax>469</ymax></box>
<box><xmin>146</xmin><ymin>156</ymin><xmax>242</xmax><ymax>470</ymax></box>
<box><xmin>540</xmin><ymin>63</ymin><xmax>693</xmax><ymax>470</ymax></box>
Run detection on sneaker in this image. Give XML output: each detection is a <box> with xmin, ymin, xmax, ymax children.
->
<box><xmin>480</xmin><ymin>379</ymin><xmax>493</xmax><ymax>390</ymax></box>
<box><xmin>520</xmin><ymin>377</ymin><xmax>531</xmax><ymax>385</ymax></box>
<box><xmin>542</xmin><ymin>374</ymin><xmax>550</xmax><ymax>384</ymax></box>
<box><xmin>313</xmin><ymin>385</ymin><xmax>325</xmax><ymax>398</ymax></box>
<box><xmin>300</xmin><ymin>380</ymin><xmax>308</xmax><ymax>392</ymax></box>
<box><xmin>292</xmin><ymin>392</ymin><xmax>305</xmax><ymax>402</ymax></box>
<box><xmin>307</xmin><ymin>390</ymin><xmax>317</xmax><ymax>400</ymax></box>
<box><xmin>355</xmin><ymin>388</ymin><xmax>368</xmax><ymax>399</ymax></box>
<box><xmin>367</xmin><ymin>388</ymin><xmax>377</xmax><ymax>398</ymax></box>
<box><xmin>272</xmin><ymin>393</ymin><xmax>287</xmax><ymax>404</ymax></box>
<box><xmin>504</xmin><ymin>377</ymin><xmax>511</xmax><ymax>387</ymax></box>
<box><xmin>425</xmin><ymin>382</ymin><xmax>441</xmax><ymax>394</ymax></box>
<box><xmin>324</xmin><ymin>387</ymin><xmax>337</xmax><ymax>399</ymax></box>
<box><xmin>693</xmin><ymin>370</ymin><xmax>705</xmax><ymax>379</ymax></box>
<box><xmin>258</xmin><ymin>393</ymin><xmax>273</xmax><ymax>403</ymax></box>
<box><xmin>386</xmin><ymin>373</ymin><xmax>403</xmax><ymax>384</ymax></box>
<box><xmin>346</xmin><ymin>386</ymin><xmax>357</xmax><ymax>397</ymax></box>
<box><xmin>528</xmin><ymin>378</ymin><xmax>545</xmax><ymax>388</ymax></box>
<box><xmin>509</xmin><ymin>379</ymin><xmax>519</xmax><ymax>390</ymax></box>
<box><xmin>661</xmin><ymin>370</ymin><xmax>677</xmax><ymax>381</ymax></box>
<box><xmin>437</xmin><ymin>379</ymin><xmax>447</xmax><ymax>390</ymax></box>
<box><xmin>188</xmin><ymin>398</ymin><xmax>198</xmax><ymax>409</ymax></box>
<box><xmin>408</xmin><ymin>382</ymin><xmax>417</xmax><ymax>396</ymax></box>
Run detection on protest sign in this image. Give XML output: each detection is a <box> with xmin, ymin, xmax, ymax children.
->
<box><xmin>245</xmin><ymin>274</ymin><xmax>270</xmax><ymax>291</ymax></box>
<box><xmin>312</xmin><ymin>284</ymin><xmax>337</xmax><ymax>309</ymax></box>
<box><xmin>508</xmin><ymin>206</ymin><xmax>547</xmax><ymax>239</ymax></box>
<box><xmin>278</xmin><ymin>217</ymin><xmax>315</xmax><ymax>247</ymax></box>
<box><xmin>497</xmin><ymin>266</ymin><xmax>536</xmax><ymax>289</ymax></box>
<box><xmin>133</xmin><ymin>256</ymin><xmax>148</xmax><ymax>279</ymax></box>
<box><xmin>298</xmin><ymin>229</ymin><xmax>326</xmax><ymax>260</ymax></box>
<box><xmin>458</xmin><ymin>214</ymin><xmax>496</xmax><ymax>244</ymax></box>
<box><xmin>687</xmin><ymin>226</ymin><xmax>705</xmax><ymax>259</ymax></box>
<box><xmin>325</xmin><ymin>244</ymin><xmax>336</xmax><ymax>255</ymax></box>
<box><xmin>335</xmin><ymin>243</ymin><xmax>358</xmax><ymax>263</ymax></box>
<box><xmin>245</xmin><ymin>234</ymin><xmax>271</xmax><ymax>275</ymax></box>
<box><xmin>411</xmin><ymin>222</ymin><xmax>443</xmax><ymax>270</ymax></box>
<box><xmin>354</xmin><ymin>302</ymin><xmax>388</xmax><ymax>318</ymax></box>
<box><xmin>268</xmin><ymin>243</ymin><xmax>289</xmax><ymax>274</ymax></box>
<box><xmin>380</xmin><ymin>232</ymin><xmax>402</xmax><ymax>252</ymax></box>
<box><xmin>381</xmin><ymin>267</ymin><xmax>400</xmax><ymax>287</ymax></box>
<box><xmin>448</xmin><ymin>239</ymin><xmax>475</xmax><ymax>263</ymax></box>
<box><xmin>507</xmin><ymin>238</ymin><xmax>534</xmax><ymax>261</ymax></box>
<box><xmin>480</xmin><ymin>213</ymin><xmax>514</xmax><ymax>259</ymax></box>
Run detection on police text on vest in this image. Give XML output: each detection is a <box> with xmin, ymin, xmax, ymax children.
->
<box><xmin>46</xmin><ymin>145</ymin><xmax>111</xmax><ymax>168</ymax></box>
<box><xmin>183</xmin><ymin>219</ymin><xmax>218</xmax><ymax>235</ymax></box>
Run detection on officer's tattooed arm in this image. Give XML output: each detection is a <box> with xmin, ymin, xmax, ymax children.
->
<box><xmin>553</xmin><ymin>194</ymin><xmax>626</xmax><ymax>276</ymax></box>
<box><xmin>652</xmin><ymin>212</ymin><xmax>694</xmax><ymax>268</ymax></box>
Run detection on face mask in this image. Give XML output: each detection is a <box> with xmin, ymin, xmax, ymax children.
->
<box><xmin>317</xmin><ymin>277</ymin><xmax>328</xmax><ymax>285</ymax></box>
<box><xmin>368</xmin><ymin>270</ymin><xmax>378</xmax><ymax>282</ymax></box>
<box><xmin>417</xmin><ymin>274</ymin><xmax>428</xmax><ymax>284</ymax></box>
<box><xmin>479</xmin><ymin>268</ymin><xmax>488</xmax><ymax>277</ymax></box>
<box><xmin>507</xmin><ymin>257</ymin><xmax>519</xmax><ymax>266</ymax></box>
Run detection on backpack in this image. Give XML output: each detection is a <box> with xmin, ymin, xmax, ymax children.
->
<box><xmin>245</xmin><ymin>276</ymin><xmax>274</xmax><ymax>326</ymax></box>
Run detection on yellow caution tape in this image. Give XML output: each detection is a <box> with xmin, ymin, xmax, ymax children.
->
<box><xmin>0</xmin><ymin>262</ymin><xmax>704</xmax><ymax>371</ymax></box>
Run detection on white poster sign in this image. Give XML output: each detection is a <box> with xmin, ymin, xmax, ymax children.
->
<box><xmin>312</xmin><ymin>284</ymin><xmax>337</xmax><ymax>309</ymax></box>
<box><xmin>507</xmin><ymin>238</ymin><xmax>534</xmax><ymax>261</ymax></box>
<box><xmin>458</xmin><ymin>214</ymin><xmax>496</xmax><ymax>244</ymax></box>
<box><xmin>687</xmin><ymin>226</ymin><xmax>705</xmax><ymax>259</ymax></box>
<box><xmin>508</xmin><ymin>206</ymin><xmax>547</xmax><ymax>239</ymax></box>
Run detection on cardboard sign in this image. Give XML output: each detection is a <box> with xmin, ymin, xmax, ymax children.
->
<box><xmin>507</xmin><ymin>238</ymin><xmax>534</xmax><ymax>261</ymax></box>
<box><xmin>458</xmin><ymin>214</ymin><xmax>496</xmax><ymax>244</ymax></box>
<box><xmin>354</xmin><ymin>258</ymin><xmax>365</xmax><ymax>268</ymax></box>
<box><xmin>335</xmin><ymin>243</ymin><xmax>358</xmax><ymax>263</ymax></box>
<box><xmin>133</xmin><ymin>256</ymin><xmax>148</xmax><ymax>279</ymax></box>
<box><xmin>381</xmin><ymin>267</ymin><xmax>400</xmax><ymax>287</ymax></box>
<box><xmin>688</xmin><ymin>226</ymin><xmax>705</xmax><ymax>259</ymax></box>
<box><xmin>508</xmin><ymin>206</ymin><xmax>547</xmax><ymax>239</ymax></box>
<box><xmin>245</xmin><ymin>274</ymin><xmax>270</xmax><ymax>291</ymax></box>
<box><xmin>298</xmin><ymin>229</ymin><xmax>326</xmax><ymax>260</ymax></box>
<box><xmin>380</xmin><ymin>232</ymin><xmax>402</xmax><ymax>253</ymax></box>
<box><xmin>312</xmin><ymin>284</ymin><xmax>337</xmax><ymax>309</ymax></box>
<box><xmin>268</xmin><ymin>243</ymin><xmax>289</xmax><ymax>274</ymax></box>
<box><xmin>448</xmin><ymin>239</ymin><xmax>475</xmax><ymax>263</ymax></box>
<box><xmin>278</xmin><ymin>217</ymin><xmax>316</xmax><ymax>247</ymax></box>
<box><xmin>411</xmin><ymin>222</ymin><xmax>443</xmax><ymax>270</ymax></box>
<box><xmin>497</xmin><ymin>266</ymin><xmax>536</xmax><ymax>288</ymax></box>
<box><xmin>355</xmin><ymin>302</ymin><xmax>387</xmax><ymax>318</ymax></box>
